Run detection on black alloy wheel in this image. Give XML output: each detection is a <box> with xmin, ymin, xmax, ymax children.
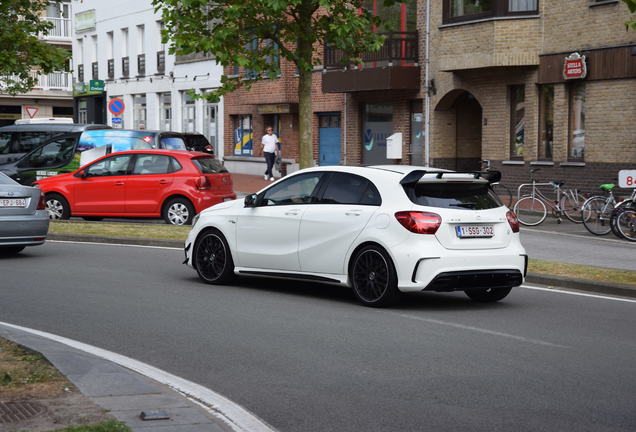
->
<box><xmin>194</xmin><ymin>230</ymin><xmax>234</xmax><ymax>284</ymax></box>
<box><xmin>464</xmin><ymin>287</ymin><xmax>512</xmax><ymax>302</ymax></box>
<box><xmin>350</xmin><ymin>245</ymin><xmax>400</xmax><ymax>307</ymax></box>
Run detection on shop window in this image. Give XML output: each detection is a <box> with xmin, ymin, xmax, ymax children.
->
<box><xmin>568</xmin><ymin>81</ymin><xmax>586</xmax><ymax>161</ymax></box>
<box><xmin>182</xmin><ymin>92</ymin><xmax>196</xmax><ymax>133</ymax></box>
<box><xmin>509</xmin><ymin>85</ymin><xmax>525</xmax><ymax>159</ymax></box>
<box><xmin>538</xmin><ymin>84</ymin><xmax>554</xmax><ymax>160</ymax></box>
<box><xmin>160</xmin><ymin>92</ymin><xmax>172</xmax><ymax>131</ymax></box>
<box><xmin>133</xmin><ymin>94</ymin><xmax>147</xmax><ymax>130</ymax></box>
<box><xmin>233</xmin><ymin>115</ymin><xmax>253</xmax><ymax>156</ymax></box>
<box><xmin>443</xmin><ymin>0</ymin><xmax>538</xmax><ymax>24</ymax></box>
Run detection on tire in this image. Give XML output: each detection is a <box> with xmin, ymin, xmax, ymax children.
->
<box><xmin>615</xmin><ymin>208</ymin><xmax>636</xmax><ymax>242</ymax></box>
<box><xmin>560</xmin><ymin>190</ymin><xmax>584</xmax><ymax>223</ymax></box>
<box><xmin>513</xmin><ymin>196</ymin><xmax>547</xmax><ymax>226</ymax></box>
<box><xmin>193</xmin><ymin>229</ymin><xmax>235</xmax><ymax>283</ymax></box>
<box><xmin>45</xmin><ymin>193</ymin><xmax>70</xmax><ymax>220</ymax></box>
<box><xmin>492</xmin><ymin>183</ymin><xmax>512</xmax><ymax>208</ymax></box>
<box><xmin>0</xmin><ymin>246</ymin><xmax>26</xmax><ymax>256</ymax></box>
<box><xmin>465</xmin><ymin>287</ymin><xmax>512</xmax><ymax>302</ymax></box>
<box><xmin>350</xmin><ymin>245</ymin><xmax>400</xmax><ymax>307</ymax></box>
<box><xmin>82</xmin><ymin>216</ymin><xmax>104</xmax><ymax>221</ymax></box>
<box><xmin>610</xmin><ymin>201</ymin><xmax>632</xmax><ymax>238</ymax></box>
<box><xmin>581</xmin><ymin>196</ymin><xmax>612</xmax><ymax>236</ymax></box>
<box><xmin>163</xmin><ymin>197</ymin><xmax>195</xmax><ymax>225</ymax></box>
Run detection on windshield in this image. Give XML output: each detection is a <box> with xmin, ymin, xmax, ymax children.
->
<box><xmin>404</xmin><ymin>182</ymin><xmax>502</xmax><ymax>210</ymax></box>
<box><xmin>160</xmin><ymin>137</ymin><xmax>186</xmax><ymax>150</ymax></box>
<box><xmin>192</xmin><ymin>157</ymin><xmax>227</xmax><ymax>174</ymax></box>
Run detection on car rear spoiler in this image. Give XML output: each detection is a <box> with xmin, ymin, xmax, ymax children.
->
<box><xmin>399</xmin><ymin>170</ymin><xmax>502</xmax><ymax>186</ymax></box>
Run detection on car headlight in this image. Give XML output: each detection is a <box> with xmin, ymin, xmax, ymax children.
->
<box><xmin>192</xmin><ymin>214</ymin><xmax>200</xmax><ymax>226</ymax></box>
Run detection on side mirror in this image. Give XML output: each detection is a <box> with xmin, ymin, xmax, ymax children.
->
<box><xmin>78</xmin><ymin>170</ymin><xmax>88</xmax><ymax>179</ymax></box>
<box><xmin>244</xmin><ymin>193</ymin><xmax>257</xmax><ymax>207</ymax></box>
<box><xmin>484</xmin><ymin>170</ymin><xmax>501</xmax><ymax>184</ymax></box>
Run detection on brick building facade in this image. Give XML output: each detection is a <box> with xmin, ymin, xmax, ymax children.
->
<box><xmin>224</xmin><ymin>0</ymin><xmax>636</xmax><ymax>194</ymax></box>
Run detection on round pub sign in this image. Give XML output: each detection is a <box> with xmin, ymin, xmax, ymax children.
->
<box><xmin>563</xmin><ymin>52</ymin><xmax>587</xmax><ymax>80</ymax></box>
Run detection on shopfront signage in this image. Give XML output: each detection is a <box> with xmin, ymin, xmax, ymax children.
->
<box><xmin>89</xmin><ymin>80</ymin><xmax>104</xmax><ymax>92</ymax></box>
<box><xmin>256</xmin><ymin>103</ymin><xmax>298</xmax><ymax>115</ymax></box>
<box><xmin>563</xmin><ymin>52</ymin><xmax>587</xmax><ymax>80</ymax></box>
<box><xmin>75</xmin><ymin>10</ymin><xmax>96</xmax><ymax>32</ymax></box>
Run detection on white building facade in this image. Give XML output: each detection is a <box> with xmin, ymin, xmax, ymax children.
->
<box><xmin>71</xmin><ymin>0</ymin><xmax>224</xmax><ymax>157</ymax></box>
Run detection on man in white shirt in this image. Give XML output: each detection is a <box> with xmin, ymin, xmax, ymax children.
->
<box><xmin>261</xmin><ymin>126</ymin><xmax>279</xmax><ymax>181</ymax></box>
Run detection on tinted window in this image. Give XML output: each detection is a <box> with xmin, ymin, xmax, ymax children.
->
<box><xmin>19</xmin><ymin>137</ymin><xmax>76</xmax><ymax>168</ymax></box>
<box><xmin>192</xmin><ymin>157</ymin><xmax>227</xmax><ymax>174</ymax></box>
<box><xmin>261</xmin><ymin>173</ymin><xmax>322</xmax><ymax>206</ymax></box>
<box><xmin>0</xmin><ymin>131</ymin><xmax>51</xmax><ymax>154</ymax></box>
<box><xmin>319</xmin><ymin>172</ymin><xmax>381</xmax><ymax>205</ymax></box>
<box><xmin>160</xmin><ymin>136</ymin><xmax>186</xmax><ymax>150</ymax></box>
<box><xmin>405</xmin><ymin>182</ymin><xmax>502</xmax><ymax>210</ymax></box>
<box><xmin>0</xmin><ymin>132</ymin><xmax>12</xmax><ymax>154</ymax></box>
<box><xmin>132</xmin><ymin>154</ymin><xmax>175</xmax><ymax>175</ymax></box>
<box><xmin>86</xmin><ymin>155</ymin><xmax>132</xmax><ymax>177</ymax></box>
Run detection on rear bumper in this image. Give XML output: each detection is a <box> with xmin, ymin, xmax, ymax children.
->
<box><xmin>0</xmin><ymin>212</ymin><xmax>49</xmax><ymax>246</ymax></box>
<box><xmin>423</xmin><ymin>269</ymin><xmax>523</xmax><ymax>292</ymax></box>
<box><xmin>192</xmin><ymin>193</ymin><xmax>237</xmax><ymax>214</ymax></box>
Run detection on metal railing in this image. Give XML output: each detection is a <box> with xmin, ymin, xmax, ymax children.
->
<box><xmin>324</xmin><ymin>31</ymin><xmax>418</xmax><ymax>70</ymax></box>
<box><xmin>38</xmin><ymin>72</ymin><xmax>72</xmax><ymax>90</ymax></box>
<box><xmin>42</xmin><ymin>17</ymin><xmax>72</xmax><ymax>38</ymax></box>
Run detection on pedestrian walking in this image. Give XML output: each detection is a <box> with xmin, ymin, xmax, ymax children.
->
<box><xmin>262</xmin><ymin>126</ymin><xmax>278</xmax><ymax>181</ymax></box>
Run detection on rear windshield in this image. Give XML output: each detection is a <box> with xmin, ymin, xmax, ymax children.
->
<box><xmin>192</xmin><ymin>157</ymin><xmax>227</xmax><ymax>174</ymax></box>
<box><xmin>160</xmin><ymin>137</ymin><xmax>186</xmax><ymax>150</ymax></box>
<box><xmin>405</xmin><ymin>182</ymin><xmax>502</xmax><ymax>210</ymax></box>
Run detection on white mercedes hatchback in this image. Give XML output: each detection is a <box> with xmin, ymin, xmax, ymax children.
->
<box><xmin>184</xmin><ymin>166</ymin><xmax>526</xmax><ymax>307</ymax></box>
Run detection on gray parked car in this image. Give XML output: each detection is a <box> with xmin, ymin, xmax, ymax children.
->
<box><xmin>0</xmin><ymin>172</ymin><xmax>49</xmax><ymax>255</ymax></box>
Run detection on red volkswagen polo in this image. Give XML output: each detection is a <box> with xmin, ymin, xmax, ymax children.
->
<box><xmin>34</xmin><ymin>150</ymin><xmax>236</xmax><ymax>225</ymax></box>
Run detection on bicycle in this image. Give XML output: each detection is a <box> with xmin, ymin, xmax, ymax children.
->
<box><xmin>581</xmin><ymin>185</ymin><xmax>636</xmax><ymax>236</ymax></box>
<box><xmin>481</xmin><ymin>160</ymin><xmax>512</xmax><ymax>208</ymax></box>
<box><xmin>513</xmin><ymin>168</ymin><xmax>585</xmax><ymax>226</ymax></box>
<box><xmin>609</xmin><ymin>191</ymin><xmax>636</xmax><ymax>240</ymax></box>
<box><xmin>613</xmin><ymin>206</ymin><xmax>636</xmax><ymax>242</ymax></box>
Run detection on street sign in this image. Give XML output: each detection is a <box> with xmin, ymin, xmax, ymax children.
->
<box><xmin>108</xmin><ymin>98</ymin><xmax>125</xmax><ymax>116</ymax></box>
<box><xmin>25</xmin><ymin>107</ymin><xmax>39</xmax><ymax>119</ymax></box>
<box><xmin>111</xmin><ymin>117</ymin><xmax>122</xmax><ymax>124</ymax></box>
<box><xmin>89</xmin><ymin>80</ymin><xmax>105</xmax><ymax>92</ymax></box>
<box><xmin>563</xmin><ymin>52</ymin><xmax>587</xmax><ymax>80</ymax></box>
<box><xmin>618</xmin><ymin>170</ymin><xmax>636</xmax><ymax>188</ymax></box>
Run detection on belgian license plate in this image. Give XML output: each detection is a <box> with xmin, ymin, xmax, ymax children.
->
<box><xmin>456</xmin><ymin>225</ymin><xmax>494</xmax><ymax>238</ymax></box>
<box><xmin>0</xmin><ymin>198</ymin><xmax>27</xmax><ymax>208</ymax></box>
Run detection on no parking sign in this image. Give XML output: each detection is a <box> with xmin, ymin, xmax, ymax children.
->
<box><xmin>108</xmin><ymin>98</ymin><xmax>125</xmax><ymax>116</ymax></box>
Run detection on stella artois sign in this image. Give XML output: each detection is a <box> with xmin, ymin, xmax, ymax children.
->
<box><xmin>563</xmin><ymin>52</ymin><xmax>587</xmax><ymax>80</ymax></box>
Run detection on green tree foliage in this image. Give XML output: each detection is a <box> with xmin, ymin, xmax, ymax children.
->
<box><xmin>0</xmin><ymin>0</ymin><xmax>70</xmax><ymax>96</ymax></box>
<box><xmin>153</xmin><ymin>0</ymin><xmax>400</xmax><ymax>168</ymax></box>
<box><xmin>623</xmin><ymin>0</ymin><xmax>636</xmax><ymax>30</ymax></box>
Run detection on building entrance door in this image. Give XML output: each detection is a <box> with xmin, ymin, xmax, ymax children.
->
<box><xmin>318</xmin><ymin>113</ymin><xmax>340</xmax><ymax>166</ymax></box>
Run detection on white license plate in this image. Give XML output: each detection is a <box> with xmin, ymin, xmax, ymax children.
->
<box><xmin>0</xmin><ymin>198</ymin><xmax>27</xmax><ymax>208</ymax></box>
<box><xmin>456</xmin><ymin>225</ymin><xmax>494</xmax><ymax>238</ymax></box>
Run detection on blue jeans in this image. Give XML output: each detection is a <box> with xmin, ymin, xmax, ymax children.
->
<box><xmin>264</xmin><ymin>152</ymin><xmax>276</xmax><ymax>178</ymax></box>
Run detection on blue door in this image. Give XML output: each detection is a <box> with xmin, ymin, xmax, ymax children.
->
<box><xmin>319</xmin><ymin>114</ymin><xmax>341</xmax><ymax>166</ymax></box>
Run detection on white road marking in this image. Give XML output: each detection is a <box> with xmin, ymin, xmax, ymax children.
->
<box><xmin>521</xmin><ymin>284</ymin><xmax>636</xmax><ymax>303</ymax></box>
<box><xmin>387</xmin><ymin>312</ymin><xmax>570</xmax><ymax>349</ymax></box>
<box><xmin>521</xmin><ymin>228</ymin><xmax>633</xmax><ymax>245</ymax></box>
<box><xmin>0</xmin><ymin>321</ymin><xmax>276</xmax><ymax>432</ymax></box>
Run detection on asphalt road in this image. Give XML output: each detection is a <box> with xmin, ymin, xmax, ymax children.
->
<box><xmin>1</xmin><ymin>242</ymin><xmax>635</xmax><ymax>432</ymax></box>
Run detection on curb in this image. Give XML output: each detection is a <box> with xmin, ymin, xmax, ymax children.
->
<box><xmin>47</xmin><ymin>234</ymin><xmax>636</xmax><ymax>299</ymax></box>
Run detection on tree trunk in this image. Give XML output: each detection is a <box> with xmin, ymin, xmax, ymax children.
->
<box><xmin>297</xmin><ymin>39</ymin><xmax>313</xmax><ymax>169</ymax></box>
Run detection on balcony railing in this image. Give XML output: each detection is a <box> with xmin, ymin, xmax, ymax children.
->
<box><xmin>137</xmin><ymin>54</ymin><xmax>146</xmax><ymax>77</ymax></box>
<box><xmin>324</xmin><ymin>32</ymin><xmax>418</xmax><ymax>70</ymax></box>
<box><xmin>107</xmin><ymin>59</ymin><xmax>114</xmax><ymax>80</ymax></box>
<box><xmin>42</xmin><ymin>17</ymin><xmax>72</xmax><ymax>39</ymax></box>
<box><xmin>37</xmin><ymin>72</ymin><xmax>72</xmax><ymax>91</ymax></box>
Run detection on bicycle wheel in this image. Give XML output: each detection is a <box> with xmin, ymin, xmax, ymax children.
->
<box><xmin>513</xmin><ymin>196</ymin><xmax>547</xmax><ymax>226</ymax></box>
<box><xmin>615</xmin><ymin>208</ymin><xmax>636</xmax><ymax>242</ymax></box>
<box><xmin>610</xmin><ymin>201</ymin><xmax>633</xmax><ymax>238</ymax></box>
<box><xmin>560</xmin><ymin>189</ymin><xmax>584</xmax><ymax>223</ymax></box>
<box><xmin>492</xmin><ymin>183</ymin><xmax>512</xmax><ymax>208</ymax></box>
<box><xmin>581</xmin><ymin>196</ymin><xmax>613</xmax><ymax>235</ymax></box>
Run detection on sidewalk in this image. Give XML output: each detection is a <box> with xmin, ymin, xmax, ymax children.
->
<box><xmin>230</xmin><ymin>173</ymin><xmax>275</xmax><ymax>196</ymax></box>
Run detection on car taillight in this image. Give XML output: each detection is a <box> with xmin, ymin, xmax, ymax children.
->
<box><xmin>195</xmin><ymin>175</ymin><xmax>210</xmax><ymax>190</ymax></box>
<box><xmin>37</xmin><ymin>193</ymin><xmax>46</xmax><ymax>210</ymax></box>
<box><xmin>506</xmin><ymin>210</ymin><xmax>520</xmax><ymax>233</ymax></box>
<box><xmin>395</xmin><ymin>211</ymin><xmax>441</xmax><ymax>234</ymax></box>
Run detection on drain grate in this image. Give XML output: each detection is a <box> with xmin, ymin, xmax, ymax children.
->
<box><xmin>0</xmin><ymin>401</ymin><xmax>47</xmax><ymax>423</ymax></box>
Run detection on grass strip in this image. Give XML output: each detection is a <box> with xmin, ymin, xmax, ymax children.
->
<box><xmin>0</xmin><ymin>337</ymin><xmax>66</xmax><ymax>389</ymax></box>
<box><xmin>52</xmin><ymin>420</ymin><xmax>131</xmax><ymax>432</ymax></box>
<box><xmin>50</xmin><ymin>221</ymin><xmax>636</xmax><ymax>286</ymax></box>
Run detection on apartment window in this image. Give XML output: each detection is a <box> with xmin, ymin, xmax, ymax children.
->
<box><xmin>233</xmin><ymin>115</ymin><xmax>253</xmax><ymax>156</ymax></box>
<box><xmin>77</xmin><ymin>64</ymin><xmax>84</xmax><ymax>83</ymax></box>
<box><xmin>364</xmin><ymin>0</ymin><xmax>417</xmax><ymax>31</ymax></box>
<box><xmin>121</xmin><ymin>27</ymin><xmax>129</xmax><ymax>57</ymax></box>
<box><xmin>568</xmin><ymin>81</ymin><xmax>586</xmax><ymax>161</ymax></box>
<box><xmin>133</xmin><ymin>94</ymin><xmax>147</xmax><ymax>130</ymax></box>
<box><xmin>203</xmin><ymin>101</ymin><xmax>218</xmax><ymax>155</ymax></box>
<box><xmin>156</xmin><ymin>21</ymin><xmax>166</xmax><ymax>74</ymax></box>
<box><xmin>443</xmin><ymin>0</ymin><xmax>538</xmax><ymax>24</ymax></box>
<box><xmin>182</xmin><ymin>92</ymin><xmax>196</xmax><ymax>132</ymax></box>
<box><xmin>160</xmin><ymin>92</ymin><xmax>172</xmax><ymax>131</ymax></box>
<box><xmin>509</xmin><ymin>85</ymin><xmax>525</xmax><ymax>159</ymax></box>
<box><xmin>538</xmin><ymin>84</ymin><xmax>554</xmax><ymax>160</ymax></box>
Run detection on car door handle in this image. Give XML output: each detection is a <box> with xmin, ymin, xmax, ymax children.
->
<box><xmin>115</xmin><ymin>182</ymin><xmax>125</xmax><ymax>186</ymax></box>
<box><xmin>345</xmin><ymin>210</ymin><xmax>362</xmax><ymax>216</ymax></box>
<box><xmin>159</xmin><ymin>180</ymin><xmax>169</xmax><ymax>184</ymax></box>
<box><xmin>285</xmin><ymin>209</ymin><xmax>300</xmax><ymax>216</ymax></box>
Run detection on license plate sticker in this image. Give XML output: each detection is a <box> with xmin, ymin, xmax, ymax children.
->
<box><xmin>456</xmin><ymin>225</ymin><xmax>494</xmax><ymax>238</ymax></box>
<box><xmin>0</xmin><ymin>198</ymin><xmax>27</xmax><ymax>208</ymax></box>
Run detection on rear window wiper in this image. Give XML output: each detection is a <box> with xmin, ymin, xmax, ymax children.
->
<box><xmin>449</xmin><ymin>203</ymin><xmax>477</xmax><ymax>208</ymax></box>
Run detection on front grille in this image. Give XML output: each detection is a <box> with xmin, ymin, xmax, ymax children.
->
<box><xmin>424</xmin><ymin>270</ymin><xmax>523</xmax><ymax>292</ymax></box>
